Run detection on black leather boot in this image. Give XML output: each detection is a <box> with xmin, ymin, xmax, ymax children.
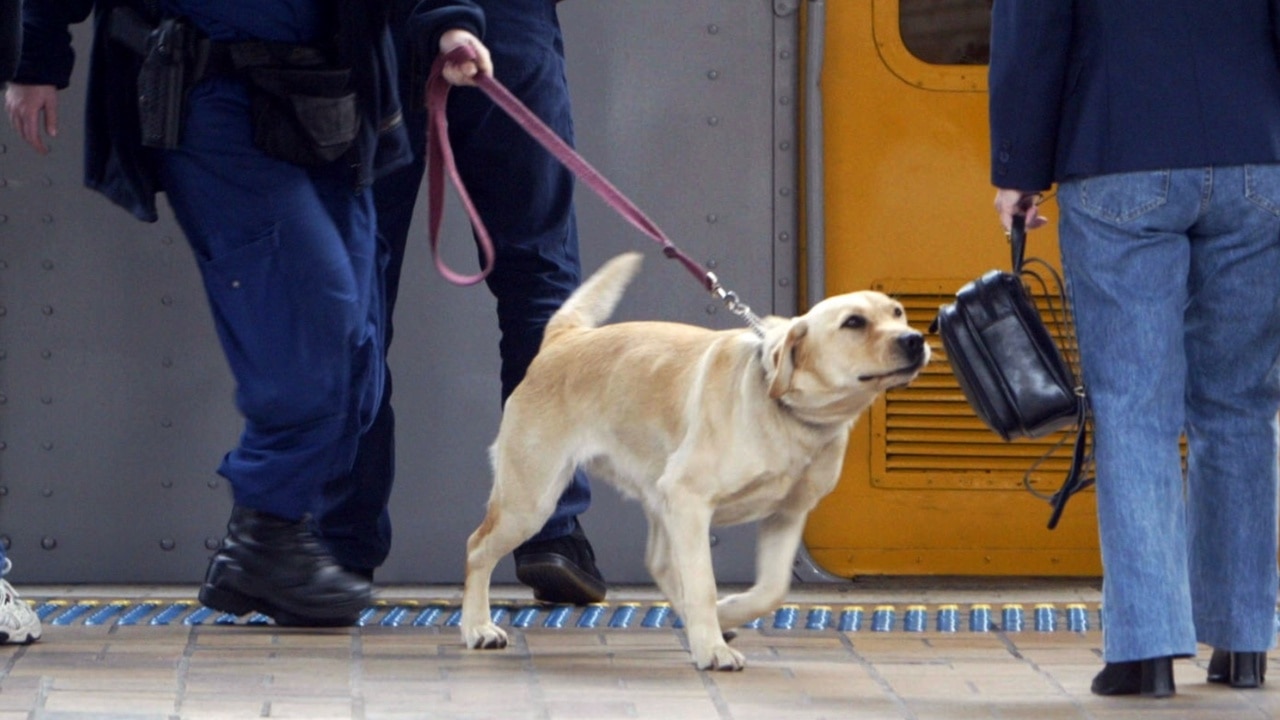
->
<box><xmin>199</xmin><ymin>506</ymin><xmax>373</xmax><ymax>626</ymax></box>
<box><xmin>1207</xmin><ymin>649</ymin><xmax>1266</xmax><ymax>688</ymax></box>
<box><xmin>1090</xmin><ymin>656</ymin><xmax>1176</xmax><ymax>697</ymax></box>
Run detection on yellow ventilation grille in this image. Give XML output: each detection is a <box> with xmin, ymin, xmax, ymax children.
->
<box><xmin>870</xmin><ymin>278</ymin><xmax>1088</xmax><ymax>493</ymax></box>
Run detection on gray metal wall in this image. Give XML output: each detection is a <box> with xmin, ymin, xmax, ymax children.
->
<box><xmin>0</xmin><ymin>0</ymin><xmax>800</xmax><ymax>584</ymax></box>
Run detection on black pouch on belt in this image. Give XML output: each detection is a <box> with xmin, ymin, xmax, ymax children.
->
<box><xmin>228</xmin><ymin>43</ymin><xmax>359</xmax><ymax>166</ymax></box>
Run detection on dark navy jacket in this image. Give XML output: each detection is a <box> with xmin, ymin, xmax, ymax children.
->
<box><xmin>989</xmin><ymin>0</ymin><xmax>1280</xmax><ymax>190</ymax></box>
<box><xmin>13</xmin><ymin>0</ymin><xmax>410</xmax><ymax>222</ymax></box>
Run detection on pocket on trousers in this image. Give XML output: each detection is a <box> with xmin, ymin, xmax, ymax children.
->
<box><xmin>1245</xmin><ymin>164</ymin><xmax>1280</xmax><ymax>217</ymax></box>
<box><xmin>197</xmin><ymin>223</ymin><xmax>282</xmax><ymax>311</ymax></box>
<box><xmin>1076</xmin><ymin>170</ymin><xmax>1171</xmax><ymax>224</ymax></box>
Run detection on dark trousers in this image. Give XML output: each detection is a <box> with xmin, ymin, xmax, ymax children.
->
<box><xmin>160</xmin><ymin>77</ymin><xmax>385</xmax><ymax>522</ymax></box>
<box><xmin>316</xmin><ymin>0</ymin><xmax>591</xmax><ymax>571</ymax></box>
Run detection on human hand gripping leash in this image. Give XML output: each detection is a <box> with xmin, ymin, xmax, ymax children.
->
<box><xmin>426</xmin><ymin>45</ymin><xmax>765</xmax><ymax>334</ymax></box>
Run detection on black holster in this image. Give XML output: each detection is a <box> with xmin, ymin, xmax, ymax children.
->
<box><xmin>109</xmin><ymin>7</ymin><xmax>195</xmax><ymax>149</ymax></box>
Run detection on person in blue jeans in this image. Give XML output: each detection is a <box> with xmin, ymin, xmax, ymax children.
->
<box><xmin>989</xmin><ymin>0</ymin><xmax>1280</xmax><ymax>698</ymax></box>
<box><xmin>316</xmin><ymin>0</ymin><xmax>605</xmax><ymax>604</ymax></box>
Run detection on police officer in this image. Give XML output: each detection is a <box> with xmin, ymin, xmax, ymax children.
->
<box><xmin>316</xmin><ymin>0</ymin><xmax>606</xmax><ymax>603</ymax></box>
<box><xmin>5</xmin><ymin>0</ymin><xmax>450</xmax><ymax>625</ymax></box>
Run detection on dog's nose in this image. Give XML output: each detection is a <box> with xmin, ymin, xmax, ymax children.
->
<box><xmin>899</xmin><ymin>332</ymin><xmax>925</xmax><ymax>362</ymax></box>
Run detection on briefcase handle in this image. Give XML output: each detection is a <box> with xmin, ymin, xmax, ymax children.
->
<box><xmin>1008</xmin><ymin>214</ymin><xmax>1027</xmax><ymax>272</ymax></box>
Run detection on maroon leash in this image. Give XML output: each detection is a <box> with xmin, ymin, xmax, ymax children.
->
<box><xmin>425</xmin><ymin>45</ymin><xmax>764</xmax><ymax>332</ymax></box>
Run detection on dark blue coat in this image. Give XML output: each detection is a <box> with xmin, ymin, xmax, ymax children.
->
<box><xmin>989</xmin><ymin>0</ymin><xmax>1280</xmax><ymax>190</ymax></box>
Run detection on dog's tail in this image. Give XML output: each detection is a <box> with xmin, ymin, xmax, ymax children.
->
<box><xmin>543</xmin><ymin>251</ymin><xmax>644</xmax><ymax>345</ymax></box>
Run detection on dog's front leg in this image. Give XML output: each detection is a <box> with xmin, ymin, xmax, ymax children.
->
<box><xmin>718</xmin><ymin>439</ymin><xmax>847</xmax><ymax>631</ymax></box>
<box><xmin>716</xmin><ymin>510</ymin><xmax>807</xmax><ymax>630</ymax></box>
<box><xmin>660</xmin><ymin>497</ymin><xmax>745</xmax><ymax>671</ymax></box>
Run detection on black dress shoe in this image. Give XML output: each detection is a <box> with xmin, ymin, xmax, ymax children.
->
<box><xmin>513</xmin><ymin>519</ymin><xmax>606</xmax><ymax>605</ymax></box>
<box><xmin>199</xmin><ymin>506</ymin><xmax>373</xmax><ymax>626</ymax></box>
<box><xmin>1091</xmin><ymin>656</ymin><xmax>1176</xmax><ymax>697</ymax></box>
<box><xmin>1207</xmin><ymin>649</ymin><xmax>1266</xmax><ymax>688</ymax></box>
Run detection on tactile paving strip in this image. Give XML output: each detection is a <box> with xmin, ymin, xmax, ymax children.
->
<box><xmin>31</xmin><ymin>599</ymin><xmax>1121</xmax><ymax>633</ymax></box>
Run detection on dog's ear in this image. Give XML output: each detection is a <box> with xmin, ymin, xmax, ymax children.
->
<box><xmin>766</xmin><ymin>320</ymin><xmax>809</xmax><ymax>400</ymax></box>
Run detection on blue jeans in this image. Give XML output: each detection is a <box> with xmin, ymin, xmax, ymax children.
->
<box><xmin>1057</xmin><ymin>166</ymin><xmax>1280</xmax><ymax>662</ymax></box>
<box><xmin>315</xmin><ymin>0</ymin><xmax>590</xmax><ymax>570</ymax></box>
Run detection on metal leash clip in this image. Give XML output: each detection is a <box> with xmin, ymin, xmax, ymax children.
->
<box><xmin>706</xmin><ymin>272</ymin><xmax>766</xmax><ymax>336</ymax></box>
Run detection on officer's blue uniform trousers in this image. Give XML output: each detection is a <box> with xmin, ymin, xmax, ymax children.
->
<box><xmin>316</xmin><ymin>0</ymin><xmax>589</xmax><ymax>571</ymax></box>
<box><xmin>158</xmin><ymin>73</ymin><xmax>386</xmax><ymax>522</ymax></box>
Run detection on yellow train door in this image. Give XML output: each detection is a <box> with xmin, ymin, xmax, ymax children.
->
<box><xmin>802</xmin><ymin>0</ymin><xmax>1102</xmax><ymax>577</ymax></box>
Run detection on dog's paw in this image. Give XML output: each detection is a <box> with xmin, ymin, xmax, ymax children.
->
<box><xmin>692</xmin><ymin>642</ymin><xmax>746</xmax><ymax>671</ymax></box>
<box><xmin>463</xmin><ymin>623</ymin><xmax>509</xmax><ymax>650</ymax></box>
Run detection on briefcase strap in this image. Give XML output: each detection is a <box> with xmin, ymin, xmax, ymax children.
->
<box><xmin>1045</xmin><ymin>401</ymin><xmax>1093</xmax><ymax>530</ymax></box>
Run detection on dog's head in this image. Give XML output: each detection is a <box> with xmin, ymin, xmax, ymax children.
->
<box><xmin>762</xmin><ymin>291</ymin><xmax>929</xmax><ymax>423</ymax></box>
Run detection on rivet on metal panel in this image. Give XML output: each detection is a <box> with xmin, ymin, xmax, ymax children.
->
<box><xmin>40</xmin><ymin>396</ymin><xmax>52</xmax><ymax>405</ymax></box>
<box><xmin>41</xmin><ymin>442</ymin><xmax>52</xmax><ymax>451</ymax></box>
<box><xmin>779</xmin><ymin>95</ymin><xmax>791</xmax><ymax>106</ymax></box>
<box><xmin>161</xmin><ymin>418</ymin><xmax>172</xmax><ymax>428</ymax></box>
<box><xmin>204</xmin><ymin>537</ymin><xmax>220</xmax><ymax>550</ymax></box>
<box><xmin>779</xmin><ymin>50</ymin><xmax>791</xmax><ymax>60</ymax></box>
<box><xmin>41</xmin><ymin>176</ymin><xmax>53</xmax><ymax>188</ymax></box>
<box><xmin>706</xmin><ymin>70</ymin><xmax>719</xmax><ymax>80</ymax></box>
<box><xmin>0</xmin><ymin>215</ymin><xmax>7</xmax><ymax>224</ymax></box>
<box><xmin>779</xmin><ymin>187</ymin><xmax>791</xmax><ymax>197</ymax></box>
<box><xmin>706</xmin><ymin>116</ymin><xmax>720</xmax><ymax>126</ymax></box>
<box><xmin>773</xmin><ymin>0</ymin><xmax>799</xmax><ymax>17</ymax></box>
<box><xmin>161</xmin><ymin>295</ymin><xmax>173</xmax><ymax>306</ymax></box>
<box><xmin>41</xmin><ymin>350</ymin><xmax>51</xmax><ymax>359</ymax></box>
<box><xmin>159</xmin><ymin>539</ymin><xmax>175</xmax><ymax>551</ymax></box>
<box><xmin>705</xmin><ymin>304</ymin><xmax>718</xmax><ymax>315</ymax></box>
<box><xmin>40</xmin><ymin>214</ymin><xmax>52</xmax><ymax>224</ymax></box>
<box><xmin>706</xmin><ymin>24</ymin><xmax>719</xmax><ymax>35</ymax></box>
<box><xmin>779</xmin><ymin>278</ymin><xmax>790</xmax><ymax>287</ymax></box>
<box><xmin>161</xmin><ymin>357</ymin><xmax>173</xmax><ymax>368</ymax></box>
<box><xmin>206</xmin><ymin>479</ymin><xmax>219</xmax><ymax>488</ymax></box>
<box><xmin>41</xmin><ymin>305</ymin><xmax>53</xmax><ymax>316</ymax></box>
<box><xmin>161</xmin><ymin>479</ymin><xmax>173</xmax><ymax>488</ymax></box>
<box><xmin>162</xmin><ymin>236</ymin><xmax>175</xmax><ymax>245</ymax></box>
<box><xmin>0</xmin><ymin>535</ymin><xmax>8</xmax><ymax>550</ymax></box>
<box><xmin>779</xmin><ymin>141</ymin><xmax>791</xmax><ymax>151</ymax></box>
<box><xmin>778</xmin><ymin>232</ymin><xmax>791</xmax><ymax>243</ymax></box>
<box><xmin>40</xmin><ymin>536</ymin><xmax>57</xmax><ymax>550</ymax></box>
<box><xmin>40</xmin><ymin>488</ymin><xmax>52</xmax><ymax>497</ymax></box>
<box><xmin>0</xmin><ymin>305</ymin><xmax>7</xmax><ymax>316</ymax></box>
<box><xmin>706</xmin><ymin>213</ymin><xmax>718</xmax><ymax>224</ymax></box>
<box><xmin>0</xmin><ymin>394</ymin><xmax>6</xmax><ymax>404</ymax></box>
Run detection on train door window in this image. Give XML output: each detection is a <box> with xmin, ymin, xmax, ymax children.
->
<box><xmin>871</xmin><ymin>0</ymin><xmax>989</xmax><ymax>91</ymax></box>
<box><xmin>900</xmin><ymin>0</ymin><xmax>992</xmax><ymax>65</ymax></box>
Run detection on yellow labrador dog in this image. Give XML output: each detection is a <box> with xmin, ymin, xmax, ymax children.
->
<box><xmin>461</xmin><ymin>252</ymin><xmax>929</xmax><ymax>670</ymax></box>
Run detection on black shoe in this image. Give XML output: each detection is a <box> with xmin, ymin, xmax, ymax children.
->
<box><xmin>1207</xmin><ymin>649</ymin><xmax>1266</xmax><ymax>688</ymax></box>
<box><xmin>1091</xmin><ymin>656</ymin><xmax>1176</xmax><ymax>698</ymax></box>
<box><xmin>513</xmin><ymin>520</ymin><xmax>606</xmax><ymax>605</ymax></box>
<box><xmin>198</xmin><ymin>506</ymin><xmax>373</xmax><ymax>627</ymax></box>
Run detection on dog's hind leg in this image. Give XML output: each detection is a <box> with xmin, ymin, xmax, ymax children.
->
<box><xmin>460</xmin><ymin>444</ymin><xmax>575</xmax><ymax>651</ymax></box>
<box><xmin>715</xmin><ymin>510</ymin><xmax>807</xmax><ymax>630</ymax></box>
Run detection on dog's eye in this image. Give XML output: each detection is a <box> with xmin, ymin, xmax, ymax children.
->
<box><xmin>842</xmin><ymin>315</ymin><xmax>867</xmax><ymax>330</ymax></box>
<box><xmin>894</xmin><ymin>306</ymin><xmax>904</xmax><ymax>319</ymax></box>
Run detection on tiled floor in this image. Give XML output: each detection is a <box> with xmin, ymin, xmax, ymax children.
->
<box><xmin>3</xmin><ymin>582</ymin><xmax>1278</xmax><ymax>719</ymax></box>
